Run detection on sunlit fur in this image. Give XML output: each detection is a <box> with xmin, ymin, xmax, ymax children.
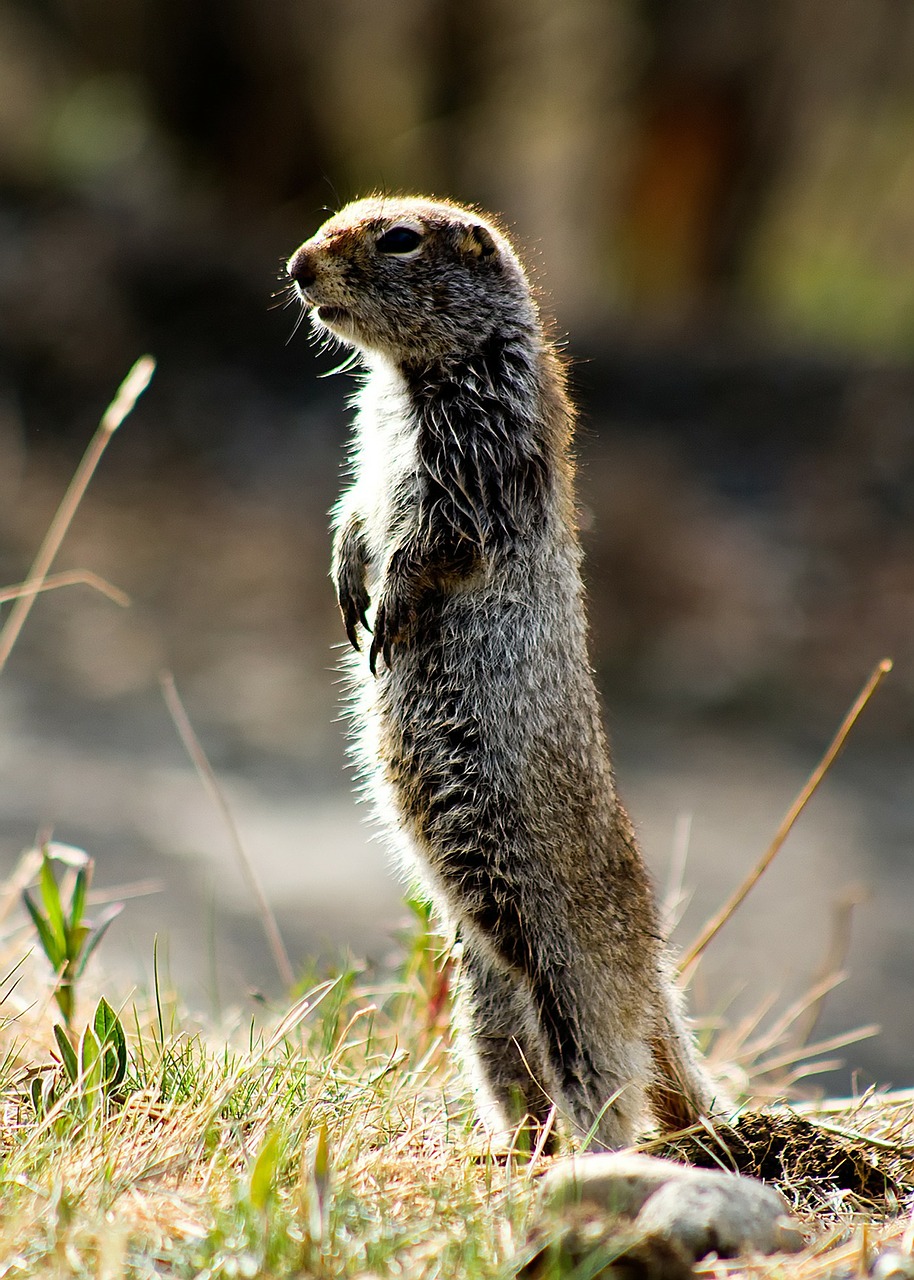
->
<box><xmin>287</xmin><ymin>195</ymin><xmax>724</xmax><ymax>1149</ymax></box>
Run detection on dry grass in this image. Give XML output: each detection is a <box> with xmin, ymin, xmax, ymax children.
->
<box><xmin>0</xmin><ymin>889</ymin><xmax>530</xmax><ymax>1277</ymax></box>
<box><xmin>0</xmin><ymin>868</ymin><xmax>912</xmax><ymax>1279</ymax></box>
<box><xmin>0</xmin><ymin>361</ymin><xmax>910</xmax><ymax>1277</ymax></box>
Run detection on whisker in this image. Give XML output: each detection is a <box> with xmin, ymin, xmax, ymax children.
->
<box><xmin>318</xmin><ymin>349</ymin><xmax>361</xmax><ymax>379</ymax></box>
<box><xmin>285</xmin><ymin>304</ymin><xmax>309</xmax><ymax>346</ymax></box>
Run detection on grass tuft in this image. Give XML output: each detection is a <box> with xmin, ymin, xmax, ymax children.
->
<box><xmin>0</xmin><ymin>863</ymin><xmax>912</xmax><ymax>1278</ymax></box>
<box><xmin>0</xmin><ymin>881</ymin><xmax>536</xmax><ymax>1277</ymax></box>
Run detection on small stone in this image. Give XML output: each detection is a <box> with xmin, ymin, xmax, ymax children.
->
<box><xmin>872</xmin><ymin>1251</ymin><xmax>914</xmax><ymax>1280</ymax></box>
<box><xmin>538</xmin><ymin>1152</ymin><xmax>697</xmax><ymax>1218</ymax></box>
<box><xmin>531</xmin><ymin>1152</ymin><xmax>804</xmax><ymax>1263</ymax></box>
<box><xmin>635</xmin><ymin>1174</ymin><xmax>804</xmax><ymax>1258</ymax></box>
<box><xmin>518</xmin><ymin>1215</ymin><xmax>694</xmax><ymax>1280</ymax></box>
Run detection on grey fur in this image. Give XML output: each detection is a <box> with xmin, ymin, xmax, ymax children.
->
<box><xmin>287</xmin><ymin>195</ymin><xmax>724</xmax><ymax>1149</ymax></box>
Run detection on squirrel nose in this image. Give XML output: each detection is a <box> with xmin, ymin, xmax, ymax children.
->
<box><xmin>288</xmin><ymin>248</ymin><xmax>316</xmax><ymax>290</ymax></box>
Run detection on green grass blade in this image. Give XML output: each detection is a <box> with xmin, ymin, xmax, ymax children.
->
<box><xmin>249</xmin><ymin>1127</ymin><xmax>283</xmax><ymax>1212</ymax></box>
<box><xmin>93</xmin><ymin>996</ymin><xmax>117</xmax><ymax>1042</ymax></box>
<box><xmin>79</xmin><ymin>1025</ymin><xmax>102</xmax><ymax>1096</ymax></box>
<box><xmin>23</xmin><ymin>892</ymin><xmax>63</xmax><ymax>970</ymax></box>
<box><xmin>312</xmin><ymin>1120</ymin><xmax>331</xmax><ymax>1240</ymax></box>
<box><xmin>53</xmin><ymin>1024</ymin><xmax>78</xmax><ymax>1084</ymax></box>
<box><xmin>70</xmin><ymin>867</ymin><xmax>88</xmax><ymax>932</ymax></box>
<box><xmin>54</xmin><ymin>981</ymin><xmax>74</xmax><ymax>1026</ymax></box>
<box><xmin>153</xmin><ymin>935</ymin><xmax>164</xmax><ymax>1048</ymax></box>
<box><xmin>93</xmin><ymin>997</ymin><xmax>128</xmax><ymax>1089</ymax></box>
<box><xmin>39</xmin><ymin>855</ymin><xmax>69</xmax><ymax>957</ymax></box>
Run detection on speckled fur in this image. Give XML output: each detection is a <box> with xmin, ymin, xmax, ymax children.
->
<box><xmin>287</xmin><ymin>195</ymin><xmax>723</xmax><ymax>1149</ymax></box>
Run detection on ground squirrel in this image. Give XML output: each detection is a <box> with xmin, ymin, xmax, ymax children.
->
<box><xmin>287</xmin><ymin>195</ymin><xmax>723</xmax><ymax>1149</ymax></box>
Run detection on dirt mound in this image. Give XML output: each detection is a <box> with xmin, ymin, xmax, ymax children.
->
<box><xmin>657</xmin><ymin>1111</ymin><xmax>903</xmax><ymax>1207</ymax></box>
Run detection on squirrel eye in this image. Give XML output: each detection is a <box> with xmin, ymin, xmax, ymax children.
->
<box><xmin>376</xmin><ymin>226</ymin><xmax>423</xmax><ymax>255</ymax></box>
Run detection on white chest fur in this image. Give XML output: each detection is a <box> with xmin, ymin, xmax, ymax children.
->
<box><xmin>347</xmin><ymin>359</ymin><xmax>419</xmax><ymax>568</ymax></box>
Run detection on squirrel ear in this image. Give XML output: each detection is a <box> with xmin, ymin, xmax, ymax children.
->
<box><xmin>460</xmin><ymin>224</ymin><xmax>497</xmax><ymax>258</ymax></box>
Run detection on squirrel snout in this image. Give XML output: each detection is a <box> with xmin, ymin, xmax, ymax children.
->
<box><xmin>287</xmin><ymin>247</ymin><xmax>316</xmax><ymax>291</ymax></box>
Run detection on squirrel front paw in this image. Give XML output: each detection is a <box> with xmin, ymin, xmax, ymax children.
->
<box><xmin>337</xmin><ymin>566</ymin><xmax>371</xmax><ymax>651</ymax></box>
<box><xmin>369</xmin><ymin>584</ymin><xmax>419</xmax><ymax>675</ymax></box>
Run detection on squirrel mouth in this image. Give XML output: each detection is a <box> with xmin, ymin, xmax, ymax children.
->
<box><xmin>316</xmin><ymin>305</ymin><xmax>350</xmax><ymax>325</ymax></box>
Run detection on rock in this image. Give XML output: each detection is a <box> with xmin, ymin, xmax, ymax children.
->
<box><xmin>538</xmin><ymin>1152</ymin><xmax>699</xmax><ymax>1218</ymax></box>
<box><xmin>872</xmin><ymin>1252</ymin><xmax>914</xmax><ymax>1280</ymax></box>
<box><xmin>522</xmin><ymin>1151</ymin><xmax>805</xmax><ymax>1275</ymax></box>
<box><xmin>635</xmin><ymin>1174</ymin><xmax>804</xmax><ymax>1257</ymax></box>
<box><xmin>518</xmin><ymin>1213</ymin><xmax>694</xmax><ymax>1280</ymax></box>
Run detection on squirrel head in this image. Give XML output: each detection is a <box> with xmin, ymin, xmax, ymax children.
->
<box><xmin>287</xmin><ymin>196</ymin><xmax>538</xmax><ymax>363</ymax></box>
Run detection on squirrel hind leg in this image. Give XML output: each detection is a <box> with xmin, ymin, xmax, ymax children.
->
<box><xmin>455</xmin><ymin>938</ymin><xmax>559</xmax><ymax>1152</ymax></box>
<box><xmin>646</xmin><ymin>1033</ymin><xmax>711</xmax><ymax>1134</ymax></box>
<box><xmin>556</xmin><ymin>1044</ymin><xmax>651</xmax><ymax>1152</ymax></box>
<box><xmin>523</xmin><ymin>961</ymin><xmax>653</xmax><ymax>1151</ymax></box>
<box><xmin>646</xmin><ymin>979</ymin><xmax>731</xmax><ymax>1135</ymax></box>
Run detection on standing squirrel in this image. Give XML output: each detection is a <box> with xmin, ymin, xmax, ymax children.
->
<box><xmin>288</xmin><ymin>195</ymin><xmax>723</xmax><ymax>1149</ymax></box>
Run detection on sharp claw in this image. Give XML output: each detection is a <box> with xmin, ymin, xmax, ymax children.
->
<box><xmin>358</xmin><ymin>607</ymin><xmax>371</xmax><ymax>632</ymax></box>
<box><xmin>340</xmin><ymin>600</ymin><xmax>362</xmax><ymax>651</ymax></box>
<box><xmin>369</xmin><ymin>639</ymin><xmax>379</xmax><ymax>676</ymax></box>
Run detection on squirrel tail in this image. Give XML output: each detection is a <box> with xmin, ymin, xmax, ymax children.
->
<box><xmin>646</xmin><ymin>964</ymin><xmax>731</xmax><ymax>1135</ymax></box>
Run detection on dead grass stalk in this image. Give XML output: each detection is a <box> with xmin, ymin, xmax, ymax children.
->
<box><xmin>0</xmin><ymin>355</ymin><xmax>154</xmax><ymax>672</ymax></box>
<box><xmin>680</xmin><ymin>657</ymin><xmax>893</xmax><ymax>974</ymax></box>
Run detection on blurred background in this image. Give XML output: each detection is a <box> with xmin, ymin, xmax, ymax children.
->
<box><xmin>0</xmin><ymin>0</ymin><xmax>912</xmax><ymax>1092</ymax></box>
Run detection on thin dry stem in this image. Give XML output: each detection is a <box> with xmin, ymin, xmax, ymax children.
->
<box><xmin>788</xmin><ymin>1086</ymin><xmax>903</xmax><ymax>1117</ymax></box>
<box><xmin>662</xmin><ymin>811</ymin><xmax>693</xmax><ymax>931</ymax></box>
<box><xmin>526</xmin><ymin>1105</ymin><xmax>557</xmax><ymax>1171</ymax></box>
<box><xmin>0</xmin><ymin>847</ymin><xmax>43</xmax><ymax>926</ymax></box>
<box><xmin>751</xmin><ymin>1024</ymin><xmax>879</xmax><ymax>1075</ymax></box>
<box><xmin>159</xmin><ymin>669</ymin><xmax>295</xmax><ymax>990</ymax></box>
<box><xmin>264</xmin><ymin>981</ymin><xmax>338</xmax><ymax>1054</ymax></box>
<box><xmin>0</xmin><ymin>355</ymin><xmax>154</xmax><ymax>673</ymax></box>
<box><xmin>737</xmin><ymin>973</ymin><xmax>848</xmax><ymax>1065</ymax></box>
<box><xmin>680</xmin><ymin>658</ymin><xmax>893</xmax><ymax>974</ymax></box>
<box><xmin>0</xmin><ymin>570</ymin><xmax>130</xmax><ymax>608</ymax></box>
<box><xmin>811</xmin><ymin>1119</ymin><xmax>914</xmax><ymax>1155</ymax></box>
<box><xmin>86</xmin><ymin>879</ymin><xmax>163</xmax><ymax>904</ymax></box>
